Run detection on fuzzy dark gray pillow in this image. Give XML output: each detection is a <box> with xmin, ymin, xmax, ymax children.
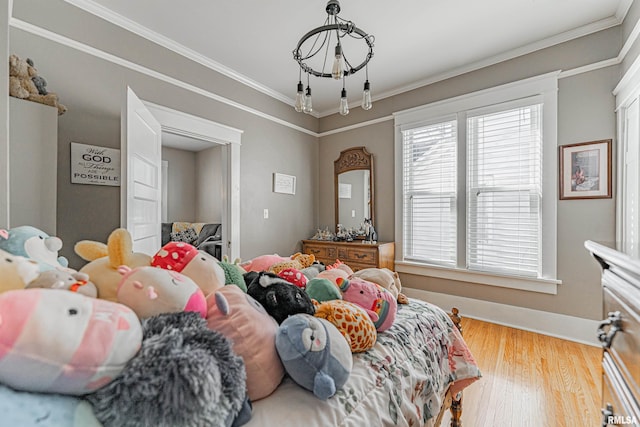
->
<box><xmin>87</xmin><ymin>312</ymin><xmax>247</xmax><ymax>427</ymax></box>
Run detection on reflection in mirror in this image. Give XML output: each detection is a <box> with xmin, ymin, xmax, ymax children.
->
<box><xmin>338</xmin><ymin>170</ymin><xmax>370</xmax><ymax>229</ymax></box>
<box><xmin>334</xmin><ymin>147</ymin><xmax>374</xmax><ymax>238</ymax></box>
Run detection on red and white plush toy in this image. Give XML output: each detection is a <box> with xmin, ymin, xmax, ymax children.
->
<box><xmin>151</xmin><ymin>242</ymin><xmax>226</xmax><ymax>297</ymax></box>
<box><xmin>116</xmin><ymin>265</ymin><xmax>207</xmax><ymax>319</ymax></box>
<box><xmin>278</xmin><ymin>268</ymin><xmax>308</xmax><ymax>289</ymax></box>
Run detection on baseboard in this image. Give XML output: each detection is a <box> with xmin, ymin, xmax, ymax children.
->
<box><xmin>403</xmin><ymin>288</ymin><xmax>601</xmax><ymax>347</ymax></box>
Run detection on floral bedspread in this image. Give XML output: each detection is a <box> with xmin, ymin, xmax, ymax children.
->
<box><xmin>247</xmin><ymin>299</ymin><xmax>481</xmax><ymax>427</ymax></box>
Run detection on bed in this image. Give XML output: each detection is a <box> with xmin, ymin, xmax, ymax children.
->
<box><xmin>246</xmin><ymin>298</ymin><xmax>481</xmax><ymax>427</ymax></box>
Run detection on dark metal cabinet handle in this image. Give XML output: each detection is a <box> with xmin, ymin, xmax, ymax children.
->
<box><xmin>601</xmin><ymin>403</ymin><xmax>614</xmax><ymax>426</ymax></box>
<box><xmin>597</xmin><ymin>311</ymin><xmax>622</xmax><ymax>349</ymax></box>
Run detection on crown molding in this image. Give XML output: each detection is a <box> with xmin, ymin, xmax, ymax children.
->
<box><xmin>317</xmin><ymin>16</ymin><xmax>622</xmax><ymax>118</ymax></box>
<box><xmin>10</xmin><ymin>18</ymin><xmax>319</xmax><ymax>137</ymax></box>
<box><xmin>62</xmin><ymin>0</ymin><xmax>297</xmax><ymax>109</ymax></box>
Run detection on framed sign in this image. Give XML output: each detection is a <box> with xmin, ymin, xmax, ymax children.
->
<box><xmin>273</xmin><ymin>173</ymin><xmax>296</xmax><ymax>195</ymax></box>
<box><xmin>71</xmin><ymin>142</ymin><xmax>121</xmax><ymax>186</ymax></box>
<box><xmin>559</xmin><ymin>139</ymin><xmax>612</xmax><ymax>200</ymax></box>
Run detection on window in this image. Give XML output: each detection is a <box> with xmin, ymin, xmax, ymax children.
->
<box><xmin>394</xmin><ymin>73</ymin><xmax>559</xmax><ymax>293</ymax></box>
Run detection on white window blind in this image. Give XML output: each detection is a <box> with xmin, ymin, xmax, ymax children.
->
<box><xmin>402</xmin><ymin>120</ymin><xmax>457</xmax><ymax>266</ymax></box>
<box><xmin>467</xmin><ymin>103</ymin><xmax>543</xmax><ymax>277</ymax></box>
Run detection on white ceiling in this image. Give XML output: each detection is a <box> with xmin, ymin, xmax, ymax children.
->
<box><xmin>45</xmin><ymin>0</ymin><xmax>635</xmax><ymax>116</ymax></box>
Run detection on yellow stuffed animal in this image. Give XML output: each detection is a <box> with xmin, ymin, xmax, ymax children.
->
<box><xmin>74</xmin><ymin>228</ymin><xmax>151</xmax><ymax>301</ymax></box>
<box><xmin>0</xmin><ymin>249</ymin><xmax>40</xmax><ymax>294</ymax></box>
<box><xmin>268</xmin><ymin>252</ymin><xmax>316</xmax><ymax>275</ymax></box>
<box><xmin>9</xmin><ymin>54</ymin><xmax>67</xmax><ymax>115</ymax></box>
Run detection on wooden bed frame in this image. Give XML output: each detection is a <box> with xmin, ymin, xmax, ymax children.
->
<box><xmin>433</xmin><ymin>307</ymin><xmax>464</xmax><ymax>427</ymax></box>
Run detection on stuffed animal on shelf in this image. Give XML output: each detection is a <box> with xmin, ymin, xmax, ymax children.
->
<box><xmin>9</xmin><ymin>54</ymin><xmax>67</xmax><ymax>115</ymax></box>
<box><xmin>350</xmin><ymin>267</ymin><xmax>408</xmax><ymax>304</ymax></box>
<box><xmin>336</xmin><ymin>276</ymin><xmax>398</xmax><ymax>332</ymax></box>
<box><xmin>151</xmin><ymin>241</ymin><xmax>226</xmax><ymax>297</ymax></box>
<box><xmin>276</xmin><ymin>314</ymin><xmax>352</xmax><ymax>400</ymax></box>
<box><xmin>88</xmin><ymin>312</ymin><xmax>249</xmax><ymax>427</ymax></box>
<box><xmin>74</xmin><ymin>228</ymin><xmax>151</xmax><ymax>301</ymax></box>
<box><xmin>247</xmin><ymin>271</ymin><xmax>315</xmax><ymax>324</ymax></box>
<box><xmin>0</xmin><ymin>225</ymin><xmax>69</xmax><ymax>272</ymax></box>
<box><xmin>268</xmin><ymin>252</ymin><xmax>316</xmax><ymax>275</ymax></box>
<box><xmin>0</xmin><ymin>248</ymin><xmax>40</xmax><ymax>294</ymax></box>
<box><xmin>27</xmin><ymin>269</ymin><xmax>98</xmax><ymax>298</ymax></box>
<box><xmin>117</xmin><ymin>265</ymin><xmax>207</xmax><ymax>319</ymax></box>
<box><xmin>313</xmin><ymin>299</ymin><xmax>377</xmax><ymax>353</ymax></box>
<box><xmin>206</xmin><ymin>285</ymin><xmax>284</xmax><ymax>401</ymax></box>
<box><xmin>0</xmin><ymin>288</ymin><xmax>142</xmax><ymax>395</ymax></box>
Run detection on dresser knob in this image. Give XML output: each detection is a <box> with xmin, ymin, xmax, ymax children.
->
<box><xmin>601</xmin><ymin>403</ymin><xmax>614</xmax><ymax>426</ymax></box>
<box><xmin>597</xmin><ymin>311</ymin><xmax>622</xmax><ymax>349</ymax></box>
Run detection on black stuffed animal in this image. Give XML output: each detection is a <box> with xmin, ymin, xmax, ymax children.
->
<box><xmin>247</xmin><ymin>272</ymin><xmax>315</xmax><ymax>324</ymax></box>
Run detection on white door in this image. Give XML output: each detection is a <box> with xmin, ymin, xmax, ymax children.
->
<box><xmin>121</xmin><ymin>87</ymin><xmax>162</xmax><ymax>255</ymax></box>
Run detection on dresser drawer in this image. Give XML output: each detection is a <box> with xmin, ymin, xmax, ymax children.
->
<box><xmin>344</xmin><ymin>247</ymin><xmax>377</xmax><ymax>264</ymax></box>
<box><xmin>602</xmin><ymin>352</ymin><xmax>640</xmax><ymax>426</ymax></box>
<box><xmin>304</xmin><ymin>244</ymin><xmax>337</xmax><ymax>261</ymax></box>
<box><xmin>602</xmin><ymin>271</ymin><xmax>640</xmax><ymax>401</ymax></box>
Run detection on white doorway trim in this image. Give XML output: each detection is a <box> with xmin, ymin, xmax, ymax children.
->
<box><xmin>143</xmin><ymin>101</ymin><xmax>242</xmax><ymax>260</ymax></box>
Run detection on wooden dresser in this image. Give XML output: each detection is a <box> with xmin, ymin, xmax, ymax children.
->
<box><xmin>585</xmin><ymin>241</ymin><xmax>640</xmax><ymax>426</ymax></box>
<box><xmin>301</xmin><ymin>240</ymin><xmax>395</xmax><ymax>271</ymax></box>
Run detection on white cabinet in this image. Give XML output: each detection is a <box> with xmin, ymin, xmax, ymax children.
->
<box><xmin>8</xmin><ymin>97</ymin><xmax>57</xmax><ymax>234</ymax></box>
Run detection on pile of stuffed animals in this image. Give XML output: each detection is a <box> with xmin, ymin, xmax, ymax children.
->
<box><xmin>9</xmin><ymin>54</ymin><xmax>67</xmax><ymax>115</ymax></box>
<box><xmin>0</xmin><ymin>225</ymin><xmax>408</xmax><ymax>427</ymax></box>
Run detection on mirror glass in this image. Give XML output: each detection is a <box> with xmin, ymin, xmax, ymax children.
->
<box><xmin>338</xmin><ymin>170</ymin><xmax>370</xmax><ymax>229</ymax></box>
<box><xmin>334</xmin><ymin>147</ymin><xmax>374</xmax><ymax>238</ymax></box>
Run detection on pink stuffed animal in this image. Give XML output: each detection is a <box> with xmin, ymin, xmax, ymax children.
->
<box><xmin>117</xmin><ymin>265</ymin><xmax>207</xmax><ymax>319</ymax></box>
<box><xmin>206</xmin><ymin>285</ymin><xmax>284</xmax><ymax>401</ymax></box>
<box><xmin>0</xmin><ymin>288</ymin><xmax>142</xmax><ymax>395</ymax></box>
<box><xmin>241</xmin><ymin>254</ymin><xmax>290</xmax><ymax>272</ymax></box>
<box><xmin>151</xmin><ymin>242</ymin><xmax>226</xmax><ymax>297</ymax></box>
<box><xmin>336</xmin><ymin>276</ymin><xmax>397</xmax><ymax>332</ymax></box>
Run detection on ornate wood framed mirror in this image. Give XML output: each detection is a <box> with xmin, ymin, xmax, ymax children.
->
<box><xmin>334</xmin><ymin>146</ymin><xmax>374</xmax><ymax>236</ymax></box>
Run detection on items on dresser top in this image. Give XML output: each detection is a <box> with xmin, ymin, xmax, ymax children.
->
<box><xmin>301</xmin><ymin>239</ymin><xmax>394</xmax><ymax>271</ymax></box>
<box><xmin>585</xmin><ymin>241</ymin><xmax>640</xmax><ymax>426</ymax></box>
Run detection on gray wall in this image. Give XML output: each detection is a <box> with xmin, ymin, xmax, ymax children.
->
<box><xmin>318</xmin><ymin>28</ymin><xmax>621</xmax><ymax>321</ymax></box>
<box><xmin>196</xmin><ymin>145</ymin><xmax>223</xmax><ymax>223</ymax></box>
<box><xmin>0</xmin><ymin>1</ymin><xmax>9</xmax><ymax>227</ymax></box>
<box><xmin>8</xmin><ymin>0</ymin><xmax>319</xmax><ymax>267</ymax></box>
<box><xmin>162</xmin><ymin>147</ymin><xmax>197</xmax><ymax>223</ymax></box>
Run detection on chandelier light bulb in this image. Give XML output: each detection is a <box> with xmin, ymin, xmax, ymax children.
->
<box><xmin>332</xmin><ymin>44</ymin><xmax>344</xmax><ymax>80</ymax></box>
<box><xmin>294</xmin><ymin>81</ymin><xmax>304</xmax><ymax>112</ymax></box>
<box><xmin>303</xmin><ymin>86</ymin><xmax>313</xmax><ymax>114</ymax></box>
<box><xmin>361</xmin><ymin>80</ymin><xmax>372</xmax><ymax>110</ymax></box>
<box><xmin>339</xmin><ymin>88</ymin><xmax>349</xmax><ymax>116</ymax></box>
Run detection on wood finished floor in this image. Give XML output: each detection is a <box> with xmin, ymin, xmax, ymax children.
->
<box><xmin>440</xmin><ymin>318</ymin><xmax>602</xmax><ymax>427</ymax></box>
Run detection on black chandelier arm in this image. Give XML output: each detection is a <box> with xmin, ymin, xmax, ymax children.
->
<box><xmin>293</xmin><ymin>23</ymin><xmax>374</xmax><ymax>78</ymax></box>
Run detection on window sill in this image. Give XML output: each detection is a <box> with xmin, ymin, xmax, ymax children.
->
<box><xmin>395</xmin><ymin>261</ymin><xmax>561</xmax><ymax>295</ymax></box>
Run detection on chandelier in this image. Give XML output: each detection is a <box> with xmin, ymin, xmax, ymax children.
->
<box><xmin>293</xmin><ymin>0</ymin><xmax>375</xmax><ymax>115</ymax></box>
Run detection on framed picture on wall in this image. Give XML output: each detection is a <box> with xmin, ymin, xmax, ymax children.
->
<box><xmin>559</xmin><ymin>139</ymin><xmax>612</xmax><ymax>200</ymax></box>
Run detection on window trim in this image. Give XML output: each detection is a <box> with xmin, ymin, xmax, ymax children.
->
<box><xmin>394</xmin><ymin>71</ymin><xmax>560</xmax><ymax>293</ymax></box>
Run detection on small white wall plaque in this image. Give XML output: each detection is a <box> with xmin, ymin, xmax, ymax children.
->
<box><xmin>273</xmin><ymin>172</ymin><xmax>296</xmax><ymax>195</ymax></box>
<box><xmin>71</xmin><ymin>142</ymin><xmax>121</xmax><ymax>186</ymax></box>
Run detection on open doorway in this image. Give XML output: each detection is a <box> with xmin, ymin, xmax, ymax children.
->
<box><xmin>121</xmin><ymin>88</ymin><xmax>241</xmax><ymax>259</ymax></box>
